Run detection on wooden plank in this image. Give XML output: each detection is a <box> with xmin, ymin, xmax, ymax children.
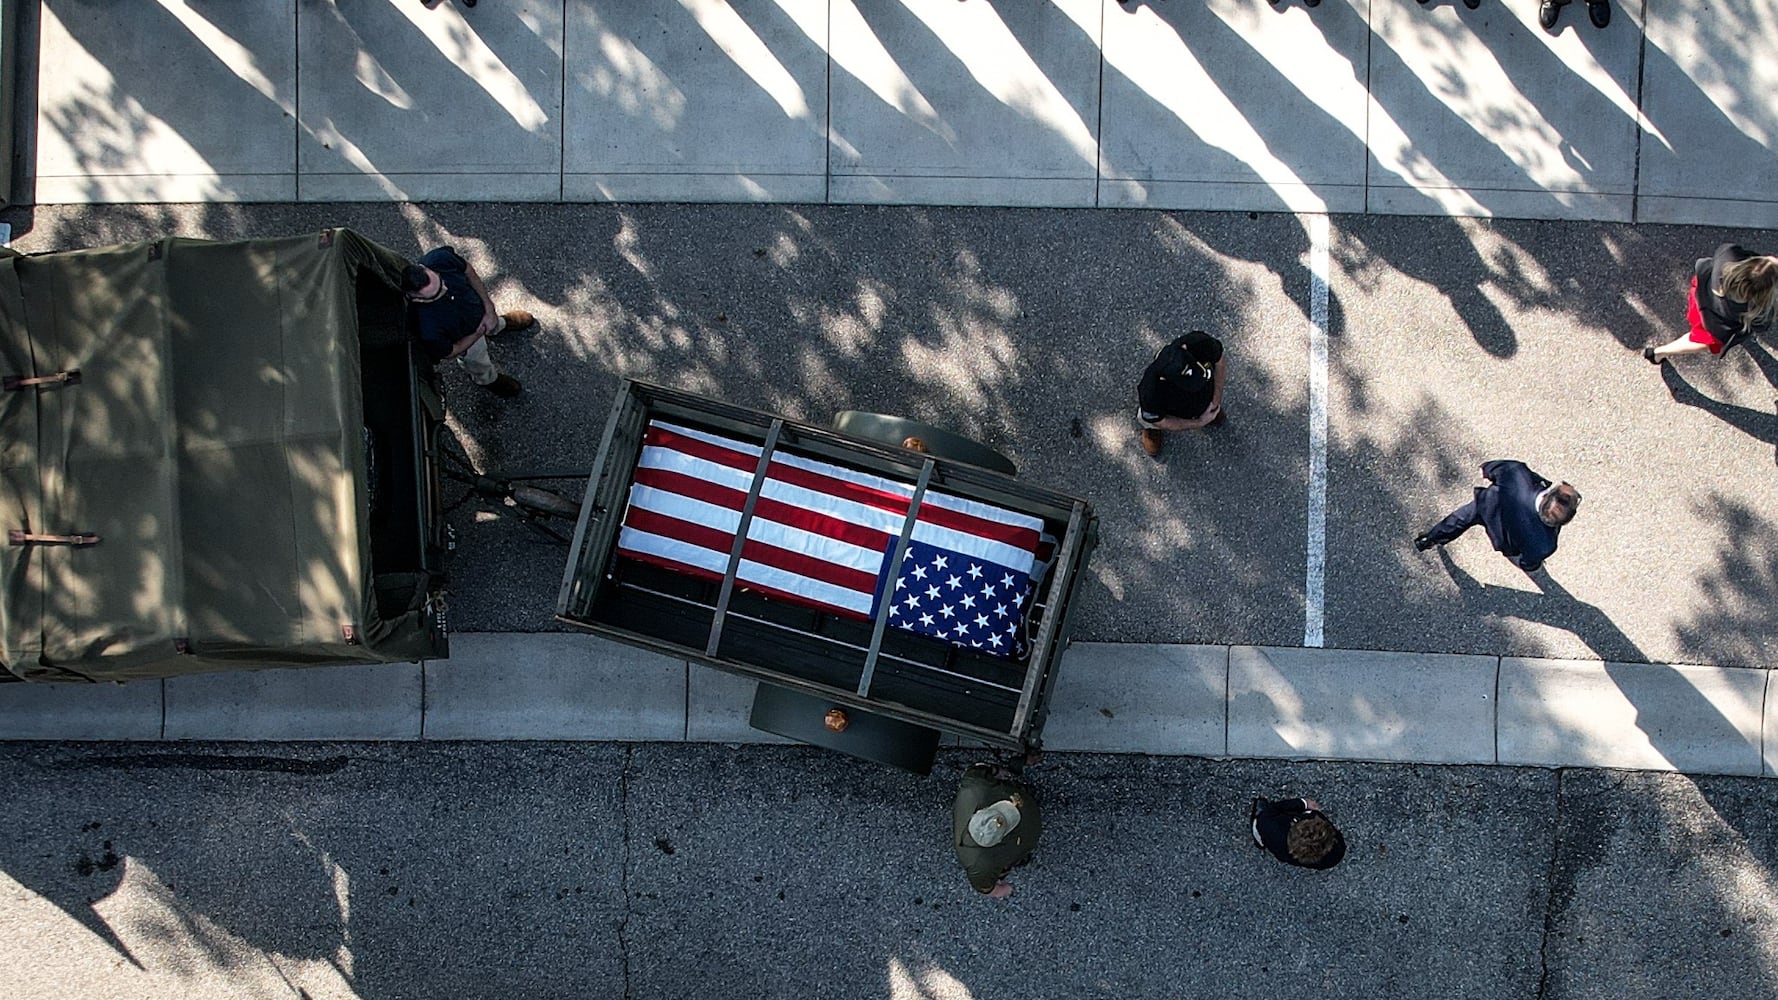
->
<box><xmin>1009</xmin><ymin>500</ymin><xmax>1086</xmax><ymax>736</ymax></box>
<box><xmin>705</xmin><ymin>420</ymin><xmax>784</xmax><ymax>657</ymax></box>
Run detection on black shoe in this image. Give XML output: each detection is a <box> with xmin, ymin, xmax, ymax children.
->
<box><xmin>1413</xmin><ymin>533</ymin><xmax>1435</xmax><ymax>552</ymax></box>
<box><xmin>1642</xmin><ymin>346</ymin><xmax>1664</xmax><ymax>366</ymax></box>
<box><xmin>1539</xmin><ymin>0</ymin><xmax>1564</xmax><ymax>30</ymax></box>
<box><xmin>483</xmin><ymin>373</ymin><xmax>522</xmax><ymax>398</ymax></box>
<box><xmin>1304</xmin><ymin>0</ymin><xmax>1321</xmax><ymax>6</ymax></box>
<box><xmin>1587</xmin><ymin>0</ymin><xmax>1609</xmax><ymax>27</ymax></box>
<box><xmin>1463</xmin><ymin>0</ymin><xmax>1480</xmax><ymax>8</ymax></box>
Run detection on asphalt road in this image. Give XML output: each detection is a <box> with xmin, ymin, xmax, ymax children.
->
<box><xmin>5</xmin><ymin>202</ymin><xmax>1775</xmax><ymax>668</ymax></box>
<box><xmin>1</xmin><ymin>743</ymin><xmax>1773</xmax><ymax>1000</ymax></box>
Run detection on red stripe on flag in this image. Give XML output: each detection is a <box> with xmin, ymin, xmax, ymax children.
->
<box><xmin>623</xmin><ymin>507</ymin><xmax>735</xmax><ymax>556</ymax></box>
<box><xmin>914</xmin><ymin>502</ymin><xmax>1044</xmax><ymax>550</ymax></box>
<box><xmin>618</xmin><ymin>511</ymin><xmax>879</xmax><ymax>597</ymax></box>
<box><xmin>634</xmin><ymin>463</ymin><xmax>896</xmax><ymax>556</ymax></box>
<box><xmin>763</xmin><ymin>459</ymin><xmax>912</xmax><ymax>517</ymax></box>
<box><xmin>615</xmin><ymin>553</ymin><xmax>871</xmax><ymax>621</ymax></box>
<box><xmin>644</xmin><ymin>425</ymin><xmax>759</xmax><ymax>474</ymax></box>
<box><xmin>632</xmin><ymin>467</ymin><xmax>747</xmax><ymax>511</ymax></box>
<box><xmin>750</xmin><ymin>495</ymin><xmax>895</xmax><ymax>553</ymax></box>
<box><xmin>740</xmin><ymin>537</ymin><xmax>881</xmax><ymax>594</ymax></box>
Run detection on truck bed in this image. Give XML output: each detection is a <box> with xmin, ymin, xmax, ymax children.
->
<box><xmin>559</xmin><ymin>381</ymin><xmax>1095</xmax><ymax>748</ymax></box>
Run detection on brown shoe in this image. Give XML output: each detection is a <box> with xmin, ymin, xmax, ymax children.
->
<box><xmin>1140</xmin><ymin>429</ymin><xmax>1163</xmax><ymax>457</ymax></box>
<box><xmin>499</xmin><ymin>309</ymin><xmax>536</xmax><ymax>333</ymax></box>
<box><xmin>483</xmin><ymin>373</ymin><xmax>522</xmax><ymax>398</ymax></box>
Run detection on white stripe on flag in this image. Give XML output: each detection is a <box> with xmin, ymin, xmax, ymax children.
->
<box><xmin>746</xmin><ymin>518</ymin><xmax>884</xmax><ymax>575</ymax></box>
<box><xmin>923</xmin><ymin>490</ymin><xmax>1045</xmax><ymax>533</ymax></box>
<box><xmin>616</xmin><ymin>527</ymin><xmax>731</xmax><ymax>576</ymax></box>
<box><xmin>637</xmin><ymin>444</ymin><xmax>757</xmax><ymax>494</ymax></box>
<box><xmin>758</xmin><ymin>478</ymin><xmax>908</xmax><ymax>536</ymax></box>
<box><xmin>736</xmin><ymin>559</ymin><xmax>876</xmax><ymax>616</ymax></box>
<box><xmin>910</xmin><ymin>521</ymin><xmax>1036</xmax><ymax>575</ymax></box>
<box><xmin>626</xmin><ymin>484</ymin><xmax>742</xmax><ymax>535</ymax></box>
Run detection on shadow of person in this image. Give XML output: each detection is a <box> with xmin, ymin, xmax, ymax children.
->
<box><xmin>1659</xmin><ymin>362</ymin><xmax>1778</xmax><ymax>467</ymax></box>
<box><xmin>1739</xmin><ymin>338</ymin><xmax>1778</xmax><ymax>390</ymax></box>
<box><xmin>1438</xmin><ymin>549</ymin><xmax>1643</xmax><ymax>662</ymax></box>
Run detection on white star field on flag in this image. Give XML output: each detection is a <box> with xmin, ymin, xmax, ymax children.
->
<box><xmin>884</xmin><ymin>539</ymin><xmax>1031</xmax><ymax>657</ymax></box>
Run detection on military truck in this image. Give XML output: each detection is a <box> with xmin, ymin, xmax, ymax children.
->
<box><xmin>0</xmin><ymin>228</ymin><xmax>449</xmax><ymax>682</ymax></box>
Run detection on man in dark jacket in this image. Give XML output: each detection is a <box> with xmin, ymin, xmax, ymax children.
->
<box><xmin>1414</xmin><ymin>460</ymin><xmax>1580</xmax><ymax>573</ymax></box>
<box><xmin>404</xmin><ymin>246</ymin><xmax>535</xmax><ymax>398</ymax></box>
<box><xmin>952</xmin><ymin>762</ymin><xmax>1041</xmax><ymax>898</ymax></box>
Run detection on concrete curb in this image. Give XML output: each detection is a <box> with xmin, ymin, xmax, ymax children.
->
<box><xmin>2</xmin><ymin>633</ymin><xmax>1772</xmax><ymax>778</ymax></box>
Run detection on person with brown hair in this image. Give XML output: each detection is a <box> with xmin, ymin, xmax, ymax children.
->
<box><xmin>1250</xmin><ymin>797</ymin><xmax>1345</xmax><ymax>870</ymax></box>
<box><xmin>1644</xmin><ymin>244</ymin><xmax>1778</xmax><ymax>365</ymax></box>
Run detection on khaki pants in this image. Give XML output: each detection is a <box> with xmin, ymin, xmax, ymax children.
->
<box><xmin>455</xmin><ymin>316</ymin><xmax>507</xmax><ymax>385</ymax></box>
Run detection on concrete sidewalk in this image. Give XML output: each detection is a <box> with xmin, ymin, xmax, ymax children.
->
<box><xmin>25</xmin><ymin>0</ymin><xmax>1778</xmax><ymax>226</ymax></box>
<box><xmin>3</xmin><ymin>633</ymin><xmax>1771</xmax><ymax>777</ymax></box>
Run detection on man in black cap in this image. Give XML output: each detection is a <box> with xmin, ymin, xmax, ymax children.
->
<box><xmin>1136</xmin><ymin>330</ymin><xmax>1226</xmax><ymax>458</ymax></box>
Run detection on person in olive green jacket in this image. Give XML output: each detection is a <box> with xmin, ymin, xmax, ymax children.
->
<box><xmin>952</xmin><ymin>762</ymin><xmax>1042</xmax><ymax>898</ymax></box>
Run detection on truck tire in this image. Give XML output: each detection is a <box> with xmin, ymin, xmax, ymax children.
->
<box><xmin>749</xmin><ymin>683</ymin><xmax>941</xmax><ymax>774</ymax></box>
<box><xmin>832</xmin><ymin>411</ymin><xmax>1016</xmax><ymax>476</ymax></box>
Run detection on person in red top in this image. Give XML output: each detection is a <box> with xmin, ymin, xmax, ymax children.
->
<box><xmin>1644</xmin><ymin>244</ymin><xmax>1778</xmax><ymax>365</ymax></box>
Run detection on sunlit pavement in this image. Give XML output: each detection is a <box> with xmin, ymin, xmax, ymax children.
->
<box><xmin>3</xmin><ymin>742</ymin><xmax>1777</xmax><ymax>1000</ymax></box>
<box><xmin>5</xmin><ymin>4</ymin><xmax>1778</xmax><ymax>997</ymax></box>
<box><xmin>19</xmin><ymin>0</ymin><xmax>1778</xmax><ymax>227</ymax></box>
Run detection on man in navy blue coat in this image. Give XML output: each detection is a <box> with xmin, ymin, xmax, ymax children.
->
<box><xmin>1414</xmin><ymin>460</ymin><xmax>1580</xmax><ymax>573</ymax></box>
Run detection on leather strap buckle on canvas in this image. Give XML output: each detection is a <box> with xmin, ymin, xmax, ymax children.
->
<box><xmin>3</xmin><ymin>369</ymin><xmax>81</xmax><ymax>391</ymax></box>
<box><xmin>8</xmin><ymin>530</ymin><xmax>99</xmax><ymax>546</ymax></box>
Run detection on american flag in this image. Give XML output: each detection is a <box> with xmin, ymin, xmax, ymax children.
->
<box><xmin>884</xmin><ymin>540</ymin><xmax>1030</xmax><ymax>655</ymax></box>
<box><xmin>615</xmin><ymin>420</ymin><xmax>1045</xmax><ymax>657</ymax></box>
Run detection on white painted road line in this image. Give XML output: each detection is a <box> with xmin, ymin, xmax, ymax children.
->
<box><xmin>1304</xmin><ymin>214</ymin><xmax>1330</xmax><ymax>648</ymax></box>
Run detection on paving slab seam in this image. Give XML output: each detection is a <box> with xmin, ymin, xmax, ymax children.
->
<box><xmin>29</xmin><ymin>1</ymin><xmax>1778</xmax><ymax>226</ymax></box>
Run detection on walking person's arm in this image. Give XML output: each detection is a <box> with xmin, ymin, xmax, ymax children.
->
<box><xmin>461</xmin><ymin>260</ymin><xmax>502</xmax><ymax>338</ymax></box>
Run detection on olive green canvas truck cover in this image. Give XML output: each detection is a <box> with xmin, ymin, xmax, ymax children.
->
<box><xmin>0</xmin><ymin>229</ymin><xmax>447</xmax><ymax>682</ymax></box>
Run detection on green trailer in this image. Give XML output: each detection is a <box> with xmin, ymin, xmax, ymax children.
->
<box><xmin>558</xmin><ymin>380</ymin><xmax>1098</xmax><ymax>774</ymax></box>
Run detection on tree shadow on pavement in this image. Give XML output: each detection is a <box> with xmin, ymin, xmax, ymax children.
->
<box><xmin>1660</xmin><ymin>361</ymin><xmax>1778</xmax><ymax>465</ymax></box>
<box><xmin>1670</xmin><ymin>495</ymin><xmax>1778</xmax><ymax>669</ymax></box>
<box><xmin>1438</xmin><ymin>550</ymin><xmax>1643</xmax><ymax>663</ymax></box>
